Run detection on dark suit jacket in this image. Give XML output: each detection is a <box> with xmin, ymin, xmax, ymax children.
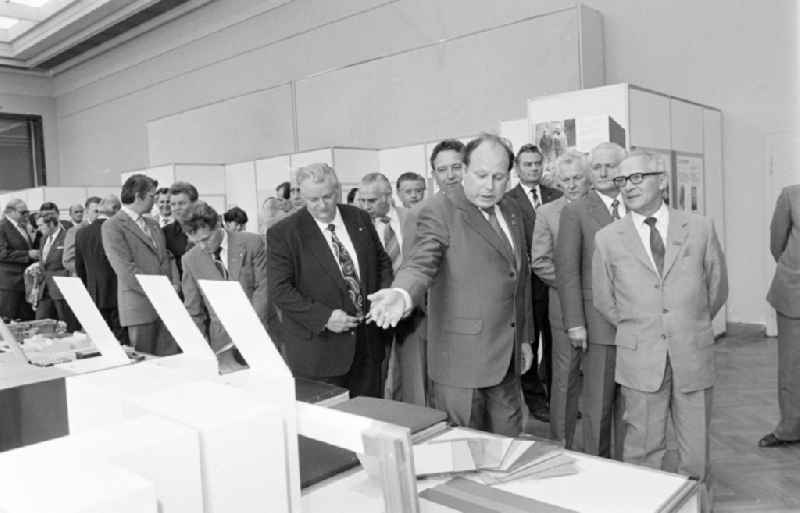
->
<box><xmin>267</xmin><ymin>205</ymin><xmax>393</xmax><ymax>378</ymax></box>
<box><xmin>38</xmin><ymin>227</ymin><xmax>68</xmax><ymax>301</ymax></box>
<box><xmin>393</xmin><ymin>185</ymin><xmax>534</xmax><ymax>389</ymax></box>
<box><xmin>505</xmin><ymin>183</ymin><xmax>562</xmax><ymax>301</ymax></box>
<box><xmin>0</xmin><ymin>218</ymin><xmax>34</xmax><ymax>292</ymax></box>
<box><xmin>75</xmin><ymin>219</ymin><xmax>117</xmax><ymax>309</ymax></box>
<box><xmin>555</xmin><ymin>190</ymin><xmax>616</xmax><ymax>346</ymax></box>
<box><xmin>101</xmin><ymin>210</ymin><xmax>172</xmax><ymax>326</ymax></box>
<box><xmin>163</xmin><ymin>221</ymin><xmax>190</xmax><ymax>277</ymax></box>
<box><xmin>182</xmin><ymin>230</ymin><xmax>269</xmax><ymax>353</ymax></box>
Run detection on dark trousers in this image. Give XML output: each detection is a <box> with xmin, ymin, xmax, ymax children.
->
<box><xmin>521</xmin><ymin>294</ymin><xmax>553</xmax><ymax>409</ymax></box>
<box><xmin>318</xmin><ymin>327</ymin><xmax>384</xmax><ymax>399</ymax></box>
<box><xmin>128</xmin><ymin>320</ymin><xmax>180</xmax><ymax>356</ymax></box>
<box><xmin>0</xmin><ymin>289</ymin><xmax>33</xmax><ymax>321</ymax></box>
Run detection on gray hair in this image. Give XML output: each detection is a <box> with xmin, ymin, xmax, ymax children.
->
<box><xmin>360</xmin><ymin>172</ymin><xmax>392</xmax><ymax>194</ymax></box>
<box><xmin>555</xmin><ymin>148</ymin><xmax>589</xmax><ymax>179</ymax></box>
<box><xmin>590</xmin><ymin>142</ymin><xmax>627</xmax><ymax>164</ymax></box>
<box><xmin>296</xmin><ymin>163</ymin><xmax>339</xmax><ymax>187</ymax></box>
<box><xmin>3</xmin><ymin>198</ymin><xmax>25</xmax><ymax>214</ymax></box>
<box><xmin>99</xmin><ymin>195</ymin><xmax>121</xmax><ymax>216</ymax></box>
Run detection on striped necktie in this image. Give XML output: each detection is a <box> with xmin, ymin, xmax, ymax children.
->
<box><xmin>379</xmin><ymin>216</ymin><xmax>401</xmax><ymax>271</ymax></box>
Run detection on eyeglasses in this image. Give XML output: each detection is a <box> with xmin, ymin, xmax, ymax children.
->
<box><xmin>612</xmin><ymin>172</ymin><xmax>663</xmax><ymax>187</ymax></box>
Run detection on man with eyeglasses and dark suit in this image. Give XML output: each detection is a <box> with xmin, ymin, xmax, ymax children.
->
<box><xmin>0</xmin><ymin>199</ymin><xmax>39</xmax><ymax>320</ymax></box>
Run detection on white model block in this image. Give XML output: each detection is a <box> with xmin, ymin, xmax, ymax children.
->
<box><xmin>128</xmin><ymin>381</ymin><xmax>291</xmax><ymax>513</ymax></box>
<box><xmin>65</xmin><ymin>361</ymin><xmax>203</xmax><ymax>433</ymax></box>
<box><xmin>0</xmin><ymin>458</ymin><xmax>157</xmax><ymax>513</ymax></box>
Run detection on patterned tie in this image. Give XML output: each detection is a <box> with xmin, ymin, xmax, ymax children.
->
<box><xmin>644</xmin><ymin>217</ymin><xmax>665</xmax><ymax>276</ymax></box>
<box><xmin>327</xmin><ymin>224</ymin><xmax>363</xmax><ymax>317</ymax></box>
<box><xmin>530</xmin><ymin>188</ymin><xmax>541</xmax><ymax>209</ymax></box>
<box><xmin>482</xmin><ymin>207</ymin><xmax>514</xmax><ymax>262</ymax></box>
<box><xmin>42</xmin><ymin>234</ymin><xmax>54</xmax><ymax>262</ymax></box>
<box><xmin>213</xmin><ymin>245</ymin><xmax>228</xmax><ymax>280</ymax></box>
<box><xmin>379</xmin><ymin>216</ymin><xmax>401</xmax><ymax>271</ymax></box>
<box><xmin>136</xmin><ymin>217</ymin><xmax>157</xmax><ymax>248</ymax></box>
<box><xmin>611</xmin><ymin>199</ymin><xmax>621</xmax><ymax>220</ymax></box>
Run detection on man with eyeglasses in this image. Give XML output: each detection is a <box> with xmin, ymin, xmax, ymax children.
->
<box><xmin>0</xmin><ymin>199</ymin><xmax>39</xmax><ymax>320</ymax></box>
<box><xmin>593</xmin><ymin>151</ymin><xmax>727</xmax><ymax>510</ymax></box>
<box><xmin>556</xmin><ymin>141</ymin><xmax>627</xmax><ymax>459</ymax></box>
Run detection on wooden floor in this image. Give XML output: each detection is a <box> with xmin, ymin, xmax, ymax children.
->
<box><xmin>524</xmin><ymin>324</ymin><xmax>800</xmax><ymax>512</ymax></box>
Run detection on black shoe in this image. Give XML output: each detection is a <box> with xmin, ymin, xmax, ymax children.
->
<box><xmin>758</xmin><ymin>433</ymin><xmax>800</xmax><ymax>448</ymax></box>
<box><xmin>530</xmin><ymin>405</ymin><xmax>550</xmax><ymax>423</ymax></box>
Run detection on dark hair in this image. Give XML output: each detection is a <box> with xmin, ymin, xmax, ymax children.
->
<box><xmin>464</xmin><ymin>133</ymin><xmax>514</xmax><ymax>172</ymax></box>
<box><xmin>39</xmin><ymin>202</ymin><xmax>59</xmax><ymax>213</ymax></box>
<box><xmin>27</xmin><ymin>212</ymin><xmax>39</xmax><ymax>225</ymax></box>
<box><xmin>515</xmin><ymin>143</ymin><xmax>543</xmax><ymax>166</ymax></box>
<box><xmin>346</xmin><ymin>187</ymin><xmax>359</xmax><ymax>204</ymax></box>
<box><xmin>155</xmin><ymin>187</ymin><xmax>170</xmax><ymax>197</ymax></box>
<box><xmin>396</xmin><ymin>172</ymin><xmax>426</xmax><ymax>190</ymax></box>
<box><xmin>276</xmin><ymin>182</ymin><xmax>291</xmax><ymax>200</ymax></box>
<box><xmin>181</xmin><ymin>201</ymin><xmax>219</xmax><ymax>234</ymax></box>
<box><xmin>84</xmin><ymin>196</ymin><xmax>102</xmax><ymax>208</ymax></box>
<box><xmin>223</xmin><ymin>206</ymin><xmax>248</xmax><ymax>225</ymax></box>
<box><xmin>429</xmin><ymin>139</ymin><xmax>465</xmax><ymax>171</ymax></box>
<box><xmin>120</xmin><ymin>174</ymin><xmax>158</xmax><ymax>205</ymax></box>
<box><xmin>39</xmin><ymin>211</ymin><xmax>60</xmax><ymax>227</ymax></box>
<box><xmin>168</xmin><ymin>181</ymin><xmax>199</xmax><ymax>202</ymax></box>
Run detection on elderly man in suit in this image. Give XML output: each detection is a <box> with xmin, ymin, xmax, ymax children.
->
<box><xmin>181</xmin><ymin>201</ymin><xmax>268</xmax><ymax>373</ymax></box>
<box><xmin>556</xmin><ymin>141</ymin><xmax>627</xmax><ymax>458</ymax></box>
<box><xmin>75</xmin><ymin>195</ymin><xmax>127</xmax><ymax>344</ymax></box>
<box><xmin>761</xmin><ymin>185</ymin><xmax>800</xmax><ymax>447</ymax></box>
<box><xmin>369</xmin><ymin>134</ymin><xmax>534</xmax><ymax>436</ymax></box>
<box><xmin>268</xmin><ymin>163</ymin><xmax>394</xmax><ymax>398</ymax></box>
<box><xmin>532</xmin><ymin>149</ymin><xmax>590</xmax><ymax>446</ymax></box>
<box><xmin>0</xmin><ymin>199</ymin><xmax>39</xmax><ymax>321</ymax></box>
<box><xmin>506</xmin><ymin>143</ymin><xmax>562</xmax><ymax>422</ymax></box>
<box><xmin>34</xmin><ymin>212</ymin><xmax>79</xmax><ymax>331</ymax></box>
<box><xmin>102</xmin><ymin>174</ymin><xmax>177</xmax><ymax>356</ymax></box>
<box><xmin>593</xmin><ymin>151</ymin><xmax>727</xmax><ymax>500</ymax></box>
<box><xmin>62</xmin><ymin>197</ymin><xmax>101</xmax><ymax>276</ymax></box>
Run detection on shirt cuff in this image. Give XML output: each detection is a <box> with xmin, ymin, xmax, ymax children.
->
<box><xmin>392</xmin><ymin>287</ymin><xmax>414</xmax><ymax>317</ymax></box>
<box><xmin>567</xmin><ymin>326</ymin><xmax>585</xmax><ymax>335</ymax></box>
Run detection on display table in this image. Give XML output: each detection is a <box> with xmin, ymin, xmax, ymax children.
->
<box><xmin>302</xmin><ymin>428</ymin><xmax>698</xmax><ymax>513</ymax></box>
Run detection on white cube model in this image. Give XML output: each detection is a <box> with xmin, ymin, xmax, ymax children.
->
<box><xmin>127</xmin><ymin>381</ymin><xmax>292</xmax><ymax>513</ymax></box>
<box><xmin>0</xmin><ymin>415</ymin><xmax>204</xmax><ymax>513</ymax></box>
<box><xmin>0</xmin><ymin>458</ymin><xmax>157</xmax><ymax>513</ymax></box>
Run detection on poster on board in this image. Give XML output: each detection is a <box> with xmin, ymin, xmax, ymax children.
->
<box><xmin>675</xmin><ymin>154</ymin><xmax>704</xmax><ymax>214</ymax></box>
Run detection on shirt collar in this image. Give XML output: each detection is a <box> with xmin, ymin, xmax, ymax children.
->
<box><xmin>121</xmin><ymin>205</ymin><xmax>141</xmax><ymax>222</ymax></box>
<box><xmin>596</xmin><ymin>190</ymin><xmax>623</xmax><ymax>210</ymax></box>
<box><xmin>313</xmin><ymin>206</ymin><xmax>343</xmax><ymax>232</ymax></box>
<box><xmin>630</xmin><ymin>201</ymin><xmax>669</xmax><ymax>228</ymax></box>
<box><xmin>5</xmin><ymin>215</ymin><xmax>22</xmax><ymax>229</ymax></box>
<box><xmin>220</xmin><ymin>228</ymin><xmax>228</xmax><ymax>250</ymax></box>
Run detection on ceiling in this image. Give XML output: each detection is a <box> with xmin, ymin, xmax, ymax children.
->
<box><xmin>0</xmin><ymin>0</ymin><xmax>213</xmax><ymax>72</ymax></box>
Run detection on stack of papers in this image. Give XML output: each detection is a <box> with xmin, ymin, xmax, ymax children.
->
<box><xmin>414</xmin><ymin>433</ymin><xmax>577</xmax><ymax>484</ymax></box>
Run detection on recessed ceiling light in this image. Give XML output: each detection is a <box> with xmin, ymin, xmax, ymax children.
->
<box><xmin>0</xmin><ymin>16</ymin><xmax>19</xmax><ymax>29</ymax></box>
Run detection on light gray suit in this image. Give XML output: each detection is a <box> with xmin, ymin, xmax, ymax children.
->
<box><xmin>766</xmin><ymin>185</ymin><xmax>800</xmax><ymax>440</ymax></box>
<box><xmin>593</xmin><ymin>208</ymin><xmax>727</xmax><ymax>483</ymax></box>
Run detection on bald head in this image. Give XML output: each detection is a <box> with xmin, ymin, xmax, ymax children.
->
<box><xmin>3</xmin><ymin>198</ymin><xmax>29</xmax><ymax>225</ymax></box>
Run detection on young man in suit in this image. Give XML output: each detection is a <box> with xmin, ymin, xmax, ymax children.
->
<box><xmin>163</xmin><ymin>181</ymin><xmax>197</xmax><ymax>279</ymax></box>
<box><xmin>181</xmin><ymin>201</ymin><xmax>268</xmax><ymax>373</ymax></box>
<box><xmin>369</xmin><ymin>134</ymin><xmax>535</xmax><ymax>436</ymax></box>
<box><xmin>268</xmin><ymin>163</ymin><xmax>394</xmax><ymax>398</ymax></box>
<box><xmin>0</xmin><ymin>199</ymin><xmax>39</xmax><ymax>321</ymax></box>
<box><xmin>34</xmin><ymin>212</ymin><xmax>79</xmax><ymax>331</ymax></box>
<box><xmin>75</xmin><ymin>195</ymin><xmax>127</xmax><ymax>345</ymax></box>
<box><xmin>532</xmin><ymin>149</ymin><xmax>590</xmax><ymax>447</ymax></box>
<box><xmin>506</xmin><ymin>143</ymin><xmax>562</xmax><ymax>422</ymax></box>
<box><xmin>762</xmin><ymin>184</ymin><xmax>800</xmax><ymax>447</ymax></box>
<box><xmin>102</xmin><ymin>174</ymin><xmax>177</xmax><ymax>356</ymax></box>
<box><xmin>593</xmin><ymin>151</ymin><xmax>727</xmax><ymax>507</ymax></box>
<box><xmin>556</xmin><ymin>141</ymin><xmax>627</xmax><ymax>458</ymax></box>
<box><xmin>32</xmin><ymin>202</ymin><xmax>72</xmax><ymax>250</ymax></box>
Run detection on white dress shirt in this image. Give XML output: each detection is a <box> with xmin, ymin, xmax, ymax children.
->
<box><xmin>597</xmin><ymin>191</ymin><xmax>626</xmax><ymax>219</ymax></box>
<box><xmin>373</xmin><ymin>206</ymin><xmax>404</xmax><ymax>253</ymax></box>
<box><xmin>312</xmin><ymin>207</ymin><xmax>361</xmax><ymax>279</ymax></box>
<box><xmin>218</xmin><ymin>229</ymin><xmax>229</xmax><ymax>270</ymax></box>
<box><xmin>42</xmin><ymin>225</ymin><xmax>62</xmax><ymax>263</ymax></box>
<box><xmin>630</xmin><ymin>202</ymin><xmax>670</xmax><ymax>272</ymax></box>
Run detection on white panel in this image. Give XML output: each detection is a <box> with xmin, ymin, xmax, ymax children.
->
<box><xmin>378</xmin><ymin>144</ymin><xmax>428</xmax><ymax>203</ymax></box>
<box><xmin>24</xmin><ymin>187</ymin><xmax>44</xmax><ymax>208</ymax></box>
<box><xmin>225</xmin><ymin>161</ymin><xmax>259</xmax><ymax>233</ymax></box>
<box><xmin>332</xmin><ymin>148</ymin><xmax>379</xmax><ymax>189</ymax></box>
<box><xmin>173</xmin><ymin>164</ymin><xmax>226</xmax><ymax>196</ymax></box>
<box><xmin>499</xmin><ymin>118</ymin><xmax>531</xmax><ymax>154</ymax></box>
<box><xmin>42</xmin><ymin>187</ymin><xmax>88</xmax><ymax>210</ymax></box>
<box><xmin>578</xmin><ymin>5</ymin><xmax>605</xmax><ymax>88</ymax></box>
<box><xmin>87</xmin><ymin>186</ymin><xmax>121</xmax><ymax>199</ymax></box>
<box><xmin>670</xmin><ymin>100</ymin><xmax>704</xmax><ymax>154</ymax></box>
<box><xmin>290</xmin><ymin>149</ymin><xmax>333</xmax><ymax>175</ymax></box>
<box><xmin>122</xmin><ymin>165</ymin><xmax>176</xmax><ymax>188</ymax></box>
<box><xmin>629</xmin><ymin>88</ymin><xmax>671</xmax><ymax>150</ymax></box>
<box><xmin>255</xmin><ymin>155</ymin><xmax>292</xmax><ymax>234</ymax></box>
<box><xmin>203</xmin><ymin>195</ymin><xmax>227</xmax><ymax>214</ymax></box>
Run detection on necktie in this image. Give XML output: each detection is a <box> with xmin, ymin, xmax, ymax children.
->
<box><xmin>644</xmin><ymin>217</ymin><xmax>665</xmax><ymax>276</ymax></box>
<box><xmin>327</xmin><ymin>224</ymin><xmax>363</xmax><ymax>317</ymax></box>
<box><xmin>379</xmin><ymin>216</ymin><xmax>401</xmax><ymax>271</ymax></box>
<box><xmin>213</xmin><ymin>246</ymin><xmax>228</xmax><ymax>280</ymax></box>
<box><xmin>136</xmin><ymin>217</ymin><xmax>157</xmax><ymax>248</ymax></box>
<box><xmin>42</xmin><ymin>234</ymin><xmax>53</xmax><ymax>262</ymax></box>
<box><xmin>482</xmin><ymin>207</ymin><xmax>514</xmax><ymax>262</ymax></box>
<box><xmin>611</xmin><ymin>199</ymin><xmax>621</xmax><ymax>220</ymax></box>
<box><xmin>530</xmin><ymin>188</ymin><xmax>541</xmax><ymax>209</ymax></box>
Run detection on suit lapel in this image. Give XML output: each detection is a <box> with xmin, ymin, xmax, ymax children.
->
<box><xmin>588</xmin><ymin>191</ymin><xmax>613</xmax><ymax>225</ymax></box>
<box><xmin>619</xmin><ymin>215</ymin><xmax>659</xmax><ymax>276</ymax></box>
<box><xmin>298</xmin><ymin>209</ymin><xmax>348</xmax><ymax>292</ymax></box>
<box><xmin>340</xmin><ymin>207</ymin><xmax>369</xmax><ymax>284</ymax></box>
<box><xmin>120</xmin><ymin>214</ymin><xmax>157</xmax><ymax>254</ymax></box>
<box><xmin>498</xmin><ymin>199</ymin><xmax>523</xmax><ymax>270</ymax></box>
<box><xmin>2</xmin><ymin>219</ymin><xmax>31</xmax><ymax>249</ymax></box>
<box><xmin>663</xmin><ymin>209</ymin><xmax>690</xmax><ymax>278</ymax></box>
<box><xmin>45</xmin><ymin>229</ymin><xmax>66</xmax><ymax>266</ymax></box>
<box><xmin>454</xmin><ymin>189</ymin><xmax>515</xmax><ymax>267</ymax></box>
<box><xmin>512</xmin><ymin>184</ymin><xmax>536</xmax><ymax>219</ymax></box>
<box><xmin>226</xmin><ymin>231</ymin><xmax>244</xmax><ymax>280</ymax></box>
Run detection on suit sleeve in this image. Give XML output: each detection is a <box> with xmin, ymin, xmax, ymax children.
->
<box><xmin>249</xmin><ymin>236</ymin><xmax>269</xmax><ymax>327</ymax></box>
<box><xmin>74</xmin><ymin>234</ymin><xmax>87</xmax><ymax>284</ymax></box>
<box><xmin>101</xmin><ymin>219</ymin><xmax>146</xmax><ymax>295</ymax></box>
<box><xmin>591</xmin><ymin>232</ymin><xmax>619</xmax><ymax>325</ymax></box>
<box><xmin>62</xmin><ymin>227</ymin><xmax>77</xmax><ymax>275</ymax></box>
<box><xmin>267</xmin><ymin>225</ymin><xmax>333</xmax><ymax>333</ymax></box>
<box><xmin>555</xmin><ymin>204</ymin><xmax>586</xmax><ymax>329</ymax></box>
<box><xmin>704</xmin><ymin>219</ymin><xmax>729</xmax><ymax>318</ymax></box>
<box><xmin>181</xmin><ymin>255</ymin><xmax>209</xmax><ymax>338</ymax></box>
<box><xmin>0</xmin><ymin>227</ymin><xmax>31</xmax><ymax>265</ymax></box>
<box><xmin>770</xmin><ymin>188</ymin><xmax>792</xmax><ymax>262</ymax></box>
<box><xmin>392</xmin><ymin>199</ymin><xmax>449</xmax><ymax>307</ymax></box>
<box><xmin>532</xmin><ymin>211</ymin><xmax>556</xmax><ymax>287</ymax></box>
